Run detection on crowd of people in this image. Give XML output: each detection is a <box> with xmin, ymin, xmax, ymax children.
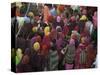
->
<box><xmin>11</xmin><ymin>2</ymin><xmax>97</xmax><ymax>72</ymax></box>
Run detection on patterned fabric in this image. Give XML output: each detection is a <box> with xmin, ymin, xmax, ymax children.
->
<box><xmin>49</xmin><ymin>50</ymin><xmax>59</xmax><ymax>70</ymax></box>
<box><xmin>79</xmin><ymin>50</ymin><xmax>87</xmax><ymax>64</ymax></box>
<box><xmin>65</xmin><ymin>44</ymin><xmax>75</xmax><ymax>64</ymax></box>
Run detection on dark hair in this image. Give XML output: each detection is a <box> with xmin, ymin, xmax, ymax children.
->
<box><xmin>52</xmin><ymin>39</ymin><xmax>56</xmax><ymax>44</ymax></box>
<box><xmin>44</xmin><ymin>4</ymin><xmax>52</xmax><ymax>8</ymax></box>
<box><xmin>51</xmin><ymin>39</ymin><xmax>56</xmax><ymax>50</ymax></box>
<box><xmin>87</xmin><ymin>14</ymin><xmax>93</xmax><ymax>22</ymax></box>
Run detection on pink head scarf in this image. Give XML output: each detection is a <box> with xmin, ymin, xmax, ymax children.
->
<box><xmin>56</xmin><ymin>16</ymin><xmax>61</xmax><ymax>22</ymax></box>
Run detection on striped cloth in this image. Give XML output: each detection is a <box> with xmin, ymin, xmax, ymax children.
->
<box><xmin>65</xmin><ymin>44</ymin><xmax>75</xmax><ymax>64</ymax></box>
<box><xmin>49</xmin><ymin>50</ymin><xmax>59</xmax><ymax>70</ymax></box>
